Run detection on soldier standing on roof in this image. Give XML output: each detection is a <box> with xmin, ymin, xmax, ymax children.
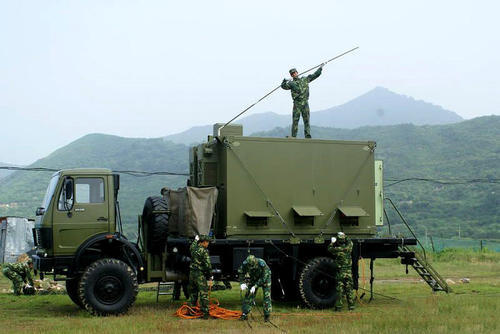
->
<box><xmin>328</xmin><ymin>232</ymin><xmax>355</xmax><ymax>311</ymax></box>
<box><xmin>188</xmin><ymin>235</ymin><xmax>212</xmax><ymax>319</ymax></box>
<box><xmin>238</xmin><ymin>255</ymin><xmax>272</xmax><ymax>322</ymax></box>
<box><xmin>281</xmin><ymin>64</ymin><xmax>324</xmax><ymax>138</ymax></box>
<box><xmin>2</xmin><ymin>258</ymin><xmax>34</xmax><ymax>295</ymax></box>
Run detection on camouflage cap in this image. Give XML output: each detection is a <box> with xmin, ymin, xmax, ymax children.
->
<box><xmin>198</xmin><ymin>234</ymin><xmax>211</xmax><ymax>243</ymax></box>
<box><xmin>289</xmin><ymin>68</ymin><xmax>298</xmax><ymax>75</ymax></box>
<box><xmin>246</xmin><ymin>254</ymin><xmax>258</xmax><ymax>265</ymax></box>
<box><xmin>337</xmin><ymin>231</ymin><xmax>346</xmax><ymax>239</ymax></box>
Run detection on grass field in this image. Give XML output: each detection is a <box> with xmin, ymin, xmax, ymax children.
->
<box><xmin>1</xmin><ymin>249</ymin><xmax>498</xmax><ymax>334</ymax></box>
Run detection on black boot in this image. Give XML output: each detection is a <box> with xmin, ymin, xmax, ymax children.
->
<box><xmin>264</xmin><ymin>314</ymin><xmax>270</xmax><ymax>322</ymax></box>
<box><xmin>240</xmin><ymin>313</ymin><xmax>248</xmax><ymax>321</ymax></box>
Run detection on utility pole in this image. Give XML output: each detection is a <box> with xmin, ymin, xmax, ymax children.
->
<box><xmin>458</xmin><ymin>224</ymin><xmax>461</xmax><ymax>239</ymax></box>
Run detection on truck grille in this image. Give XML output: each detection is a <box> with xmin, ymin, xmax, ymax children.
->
<box><xmin>34</xmin><ymin>228</ymin><xmax>52</xmax><ymax>249</ymax></box>
<box><xmin>34</xmin><ymin>228</ymin><xmax>41</xmax><ymax>246</ymax></box>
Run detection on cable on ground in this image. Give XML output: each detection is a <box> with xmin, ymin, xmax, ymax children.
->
<box><xmin>174</xmin><ymin>298</ymin><xmax>242</xmax><ymax>320</ymax></box>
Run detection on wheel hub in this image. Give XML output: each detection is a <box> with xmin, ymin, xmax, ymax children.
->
<box><xmin>312</xmin><ymin>275</ymin><xmax>334</xmax><ymax>298</ymax></box>
<box><xmin>95</xmin><ymin>275</ymin><xmax>123</xmax><ymax>305</ymax></box>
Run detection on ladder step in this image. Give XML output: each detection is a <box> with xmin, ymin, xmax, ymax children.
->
<box><xmin>156</xmin><ymin>282</ymin><xmax>175</xmax><ymax>302</ymax></box>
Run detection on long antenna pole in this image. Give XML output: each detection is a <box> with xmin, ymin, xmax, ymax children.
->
<box><xmin>218</xmin><ymin>46</ymin><xmax>359</xmax><ymax>136</ymax></box>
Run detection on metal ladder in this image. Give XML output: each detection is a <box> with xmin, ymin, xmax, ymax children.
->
<box><xmin>400</xmin><ymin>246</ymin><xmax>451</xmax><ymax>293</ymax></box>
<box><xmin>156</xmin><ymin>281</ymin><xmax>174</xmax><ymax>302</ymax></box>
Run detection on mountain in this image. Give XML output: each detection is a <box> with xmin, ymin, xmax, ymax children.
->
<box><xmin>0</xmin><ymin>116</ymin><xmax>497</xmax><ymax>239</ymax></box>
<box><xmin>313</xmin><ymin>86</ymin><xmax>463</xmax><ymax>128</ymax></box>
<box><xmin>164</xmin><ymin>87</ymin><xmax>463</xmax><ymax>144</ymax></box>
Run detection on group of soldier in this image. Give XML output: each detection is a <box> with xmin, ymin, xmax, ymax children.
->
<box><xmin>1</xmin><ymin>231</ymin><xmax>354</xmax><ymax>320</ymax></box>
<box><xmin>187</xmin><ymin>231</ymin><xmax>354</xmax><ymax>321</ymax></box>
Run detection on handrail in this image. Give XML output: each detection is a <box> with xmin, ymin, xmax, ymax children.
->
<box><xmin>385</xmin><ymin>197</ymin><xmax>427</xmax><ymax>260</ymax></box>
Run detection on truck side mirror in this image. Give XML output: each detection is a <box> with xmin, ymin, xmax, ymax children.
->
<box><xmin>64</xmin><ymin>178</ymin><xmax>73</xmax><ymax>200</ymax></box>
<box><xmin>35</xmin><ymin>207</ymin><xmax>45</xmax><ymax>216</ymax></box>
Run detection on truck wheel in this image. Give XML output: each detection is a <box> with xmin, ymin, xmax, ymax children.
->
<box><xmin>142</xmin><ymin>196</ymin><xmax>169</xmax><ymax>253</ymax></box>
<box><xmin>298</xmin><ymin>257</ymin><xmax>338</xmax><ymax>309</ymax></box>
<box><xmin>66</xmin><ymin>276</ymin><xmax>84</xmax><ymax>309</ymax></box>
<box><xmin>79</xmin><ymin>258</ymin><xmax>138</xmax><ymax>316</ymax></box>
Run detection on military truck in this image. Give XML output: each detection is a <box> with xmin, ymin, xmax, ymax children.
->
<box><xmin>32</xmin><ymin>124</ymin><xmax>420</xmax><ymax>316</ymax></box>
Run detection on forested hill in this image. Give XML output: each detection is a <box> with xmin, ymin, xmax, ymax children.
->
<box><xmin>0</xmin><ymin>116</ymin><xmax>498</xmax><ymax>239</ymax></box>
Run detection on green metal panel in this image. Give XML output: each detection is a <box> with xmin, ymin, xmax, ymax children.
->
<box><xmin>213</xmin><ymin>123</ymin><xmax>243</xmax><ymax>137</ymax></box>
<box><xmin>191</xmin><ymin>132</ymin><xmax>377</xmax><ymax>240</ymax></box>
<box><xmin>244</xmin><ymin>211</ymin><xmax>274</xmax><ymax>217</ymax></box>
<box><xmin>338</xmin><ymin>206</ymin><xmax>369</xmax><ymax>217</ymax></box>
<box><xmin>292</xmin><ymin>206</ymin><xmax>323</xmax><ymax>216</ymax></box>
<box><xmin>375</xmin><ymin>160</ymin><xmax>384</xmax><ymax>226</ymax></box>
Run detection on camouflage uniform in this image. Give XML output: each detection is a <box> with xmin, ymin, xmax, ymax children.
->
<box><xmin>281</xmin><ymin>67</ymin><xmax>322</xmax><ymax>138</ymax></box>
<box><xmin>328</xmin><ymin>237</ymin><xmax>355</xmax><ymax>310</ymax></box>
<box><xmin>188</xmin><ymin>238</ymin><xmax>212</xmax><ymax>317</ymax></box>
<box><xmin>2</xmin><ymin>262</ymin><xmax>34</xmax><ymax>295</ymax></box>
<box><xmin>238</xmin><ymin>255</ymin><xmax>272</xmax><ymax>318</ymax></box>
<box><xmin>172</xmin><ymin>280</ymin><xmax>189</xmax><ymax>300</ymax></box>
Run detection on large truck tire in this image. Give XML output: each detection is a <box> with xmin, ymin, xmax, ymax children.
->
<box><xmin>142</xmin><ymin>196</ymin><xmax>169</xmax><ymax>253</ymax></box>
<box><xmin>66</xmin><ymin>276</ymin><xmax>84</xmax><ymax>309</ymax></box>
<box><xmin>78</xmin><ymin>258</ymin><xmax>138</xmax><ymax>316</ymax></box>
<box><xmin>298</xmin><ymin>257</ymin><xmax>338</xmax><ymax>309</ymax></box>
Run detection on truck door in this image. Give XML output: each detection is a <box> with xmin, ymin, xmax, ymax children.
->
<box><xmin>52</xmin><ymin>176</ymin><xmax>109</xmax><ymax>256</ymax></box>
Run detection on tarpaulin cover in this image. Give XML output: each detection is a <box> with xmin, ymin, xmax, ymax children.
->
<box><xmin>0</xmin><ymin>217</ymin><xmax>34</xmax><ymax>264</ymax></box>
<box><xmin>164</xmin><ymin>187</ymin><xmax>218</xmax><ymax>237</ymax></box>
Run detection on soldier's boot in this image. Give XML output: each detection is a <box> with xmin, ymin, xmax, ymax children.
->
<box><xmin>348</xmin><ymin>306</ymin><xmax>355</xmax><ymax>311</ymax></box>
<box><xmin>334</xmin><ymin>307</ymin><xmax>342</xmax><ymax>312</ymax></box>
<box><xmin>202</xmin><ymin>313</ymin><xmax>209</xmax><ymax>320</ymax></box>
<box><xmin>264</xmin><ymin>314</ymin><xmax>270</xmax><ymax>322</ymax></box>
<box><xmin>240</xmin><ymin>313</ymin><xmax>248</xmax><ymax>321</ymax></box>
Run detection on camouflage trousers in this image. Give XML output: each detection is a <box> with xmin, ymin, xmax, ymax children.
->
<box><xmin>2</xmin><ymin>267</ymin><xmax>24</xmax><ymax>295</ymax></box>
<box><xmin>188</xmin><ymin>270</ymin><xmax>209</xmax><ymax>315</ymax></box>
<box><xmin>242</xmin><ymin>281</ymin><xmax>272</xmax><ymax>316</ymax></box>
<box><xmin>335</xmin><ymin>271</ymin><xmax>355</xmax><ymax>310</ymax></box>
<box><xmin>291</xmin><ymin>101</ymin><xmax>311</xmax><ymax>138</ymax></box>
<box><xmin>173</xmin><ymin>280</ymin><xmax>189</xmax><ymax>300</ymax></box>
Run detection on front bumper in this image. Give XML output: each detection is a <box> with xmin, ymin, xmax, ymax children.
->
<box><xmin>32</xmin><ymin>254</ymin><xmax>54</xmax><ymax>272</ymax></box>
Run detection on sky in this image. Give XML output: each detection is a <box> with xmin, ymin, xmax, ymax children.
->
<box><xmin>1</xmin><ymin>0</ymin><xmax>499</xmax><ymax>165</ymax></box>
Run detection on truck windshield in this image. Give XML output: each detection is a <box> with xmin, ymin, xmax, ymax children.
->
<box><xmin>41</xmin><ymin>173</ymin><xmax>60</xmax><ymax>209</ymax></box>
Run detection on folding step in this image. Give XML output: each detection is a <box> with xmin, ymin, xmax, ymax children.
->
<box><xmin>400</xmin><ymin>246</ymin><xmax>451</xmax><ymax>293</ymax></box>
<box><xmin>156</xmin><ymin>281</ymin><xmax>174</xmax><ymax>302</ymax></box>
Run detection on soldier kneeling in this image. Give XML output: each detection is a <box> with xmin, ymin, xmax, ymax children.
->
<box><xmin>2</xmin><ymin>258</ymin><xmax>34</xmax><ymax>296</ymax></box>
<box><xmin>238</xmin><ymin>255</ymin><xmax>272</xmax><ymax>322</ymax></box>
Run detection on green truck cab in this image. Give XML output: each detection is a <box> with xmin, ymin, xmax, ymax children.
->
<box><xmin>32</xmin><ymin>125</ymin><xmax>418</xmax><ymax>316</ymax></box>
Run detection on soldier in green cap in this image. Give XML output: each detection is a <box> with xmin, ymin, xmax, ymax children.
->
<box><xmin>188</xmin><ymin>234</ymin><xmax>212</xmax><ymax>319</ymax></box>
<box><xmin>2</xmin><ymin>258</ymin><xmax>34</xmax><ymax>295</ymax></box>
<box><xmin>328</xmin><ymin>232</ymin><xmax>355</xmax><ymax>311</ymax></box>
<box><xmin>238</xmin><ymin>255</ymin><xmax>272</xmax><ymax>322</ymax></box>
<box><xmin>281</xmin><ymin>64</ymin><xmax>324</xmax><ymax>138</ymax></box>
